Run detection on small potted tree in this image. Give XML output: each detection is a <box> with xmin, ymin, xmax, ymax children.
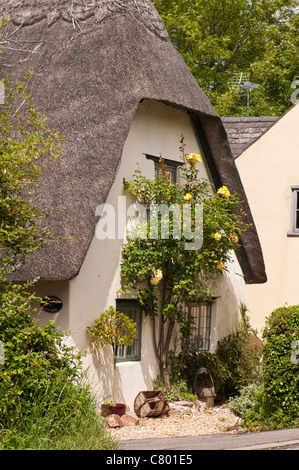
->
<box><xmin>87</xmin><ymin>305</ymin><xmax>136</xmax><ymax>416</ymax></box>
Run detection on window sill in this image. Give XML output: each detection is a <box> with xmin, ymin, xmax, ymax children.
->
<box><xmin>287</xmin><ymin>232</ymin><xmax>299</xmax><ymax>237</ymax></box>
<box><xmin>116</xmin><ymin>360</ymin><xmax>141</xmax><ymax>366</ymax></box>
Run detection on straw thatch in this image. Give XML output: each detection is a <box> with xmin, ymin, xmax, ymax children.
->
<box><xmin>0</xmin><ymin>0</ymin><xmax>266</xmax><ymax>284</ymax></box>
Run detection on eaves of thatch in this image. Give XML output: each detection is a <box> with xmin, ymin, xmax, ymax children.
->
<box><xmin>0</xmin><ymin>0</ymin><xmax>267</xmax><ymax>284</ymax></box>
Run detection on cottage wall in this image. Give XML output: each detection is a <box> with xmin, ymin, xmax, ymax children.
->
<box><xmin>236</xmin><ymin>103</ymin><xmax>299</xmax><ymax>335</ymax></box>
<box><xmin>34</xmin><ymin>100</ymin><xmax>246</xmax><ymax>411</ymax></box>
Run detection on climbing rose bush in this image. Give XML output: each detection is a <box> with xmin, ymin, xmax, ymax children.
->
<box><xmin>119</xmin><ymin>138</ymin><xmax>249</xmax><ymax>386</ymax></box>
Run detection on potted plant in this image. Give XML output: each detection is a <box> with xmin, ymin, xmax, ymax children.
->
<box><xmin>87</xmin><ymin>305</ymin><xmax>136</xmax><ymax>416</ymax></box>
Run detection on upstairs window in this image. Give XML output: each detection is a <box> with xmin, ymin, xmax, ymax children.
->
<box><xmin>289</xmin><ymin>186</ymin><xmax>299</xmax><ymax>235</ymax></box>
<box><xmin>146</xmin><ymin>154</ymin><xmax>182</xmax><ymax>184</ymax></box>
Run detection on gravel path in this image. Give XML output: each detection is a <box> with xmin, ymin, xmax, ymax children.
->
<box><xmin>109</xmin><ymin>402</ymin><xmax>243</xmax><ymax>441</ymax></box>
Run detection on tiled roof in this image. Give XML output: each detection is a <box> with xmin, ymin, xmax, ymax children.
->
<box><xmin>222</xmin><ymin>116</ymin><xmax>278</xmax><ymax>157</ymax></box>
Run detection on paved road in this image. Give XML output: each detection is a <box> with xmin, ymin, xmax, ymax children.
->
<box><xmin>121</xmin><ymin>427</ymin><xmax>299</xmax><ymax>450</ymax></box>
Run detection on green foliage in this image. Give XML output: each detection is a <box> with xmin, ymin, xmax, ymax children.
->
<box><xmin>170</xmin><ymin>349</ymin><xmax>231</xmax><ymax>402</ymax></box>
<box><xmin>0</xmin><ymin>282</ymin><xmax>81</xmax><ymax>427</ymax></box>
<box><xmin>0</xmin><ymin>59</ymin><xmax>117</xmax><ymax>447</ymax></box>
<box><xmin>0</xmin><ymin>76</ymin><xmax>63</xmax><ymax>267</ymax></box>
<box><xmin>154</xmin><ymin>376</ymin><xmax>197</xmax><ymax>402</ymax></box>
<box><xmin>228</xmin><ymin>304</ymin><xmax>299</xmax><ymax>431</ymax></box>
<box><xmin>120</xmin><ymin>140</ymin><xmax>247</xmax><ymax>386</ymax></box>
<box><xmin>153</xmin><ymin>0</ymin><xmax>299</xmax><ymax>116</ymax></box>
<box><xmin>87</xmin><ymin>306</ymin><xmax>137</xmax><ymax>352</ymax></box>
<box><xmin>0</xmin><ymin>283</ymin><xmax>119</xmax><ymax>449</ymax></box>
<box><xmin>228</xmin><ymin>383</ymin><xmax>265</xmax><ymax>430</ymax></box>
<box><xmin>0</xmin><ymin>372</ymin><xmax>119</xmax><ymax>450</ymax></box>
<box><xmin>167</xmin><ymin>305</ymin><xmax>262</xmax><ymax>401</ymax></box>
<box><xmin>87</xmin><ymin>306</ymin><xmax>136</xmax><ymax>401</ymax></box>
<box><xmin>229</xmin><ymin>383</ymin><xmax>263</xmax><ymax>420</ymax></box>
<box><xmin>261</xmin><ymin>304</ymin><xmax>299</xmax><ymax>427</ymax></box>
<box><xmin>216</xmin><ymin>304</ymin><xmax>263</xmax><ymax>395</ymax></box>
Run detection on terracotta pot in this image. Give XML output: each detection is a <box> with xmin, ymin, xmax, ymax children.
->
<box><xmin>101</xmin><ymin>403</ymin><xmax>126</xmax><ymax>417</ymax></box>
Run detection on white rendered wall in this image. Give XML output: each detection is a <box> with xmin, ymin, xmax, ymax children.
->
<box><xmin>34</xmin><ymin>100</ymin><xmax>246</xmax><ymax>411</ymax></box>
<box><xmin>236</xmin><ymin>103</ymin><xmax>299</xmax><ymax>335</ymax></box>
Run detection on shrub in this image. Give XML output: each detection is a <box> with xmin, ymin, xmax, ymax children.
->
<box><xmin>261</xmin><ymin>304</ymin><xmax>299</xmax><ymax>427</ymax></box>
<box><xmin>0</xmin><ymin>285</ymin><xmax>119</xmax><ymax>449</ymax></box>
<box><xmin>169</xmin><ymin>305</ymin><xmax>262</xmax><ymax>402</ymax></box>
<box><xmin>229</xmin><ymin>383</ymin><xmax>263</xmax><ymax>419</ymax></box>
<box><xmin>0</xmin><ymin>373</ymin><xmax>119</xmax><ymax>450</ymax></box>
<box><xmin>169</xmin><ymin>349</ymin><xmax>231</xmax><ymax>402</ymax></box>
<box><xmin>0</xmin><ymin>283</ymin><xmax>83</xmax><ymax>429</ymax></box>
<box><xmin>216</xmin><ymin>304</ymin><xmax>262</xmax><ymax>396</ymax></box>
<box><xmin>154</xmin><ymin>376</ymin><xmax>198</xmax><ymax>402</ymax></box>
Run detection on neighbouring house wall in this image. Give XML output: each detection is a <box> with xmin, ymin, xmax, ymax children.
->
<box><xmin>236</xmin><ymin>103</ymin><xmax>299</xmax><ymax>335</ymax></box>
<box><xmin>34</xmin><ymin>100</ymin><xmax>246</xmax><ymax>411</ymax></box>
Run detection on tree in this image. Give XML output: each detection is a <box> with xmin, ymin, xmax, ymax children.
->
<box><xmin>87</xmin><ymin>306</ymin><xmax>136</xmax><ymax>403</ymax></box>
<box><xmin>152</xmin><ymin>0</ymin><xmax>299</xmax><ymax>116</ymax></box>
<box><xmin>0</xmin><ymin>76</ymin><xmax>69</xmax><ymax>429</ymax></box>
<box><xmin>0</xmin><ymin>76</ymin><xmax>63</xmax><ymax>271</ymax></box>
<box><xmin>119</xmin><ymin>140</ymin><xmax>248</xmax><ymax>386</ymax></box>
<box><xmin>0</xmin><ymin>29</ymin><xmax>118</xmax><ymax>450</ymax></box>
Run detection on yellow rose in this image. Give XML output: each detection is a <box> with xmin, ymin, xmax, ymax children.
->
<box><xmin>156</xmin><ymin>268</ymin><xmax>163</xmax><ymax>280</ymax></box>
<box><xmin>229</xmin><ymin>233</ymin><xmax>238</xmax><ymax>243</ymax></box>
<box><xmin>185</xmin><ymin>153</ymin><xmax>201</xmax><ymax>165</ymax></box>
<box><xmin>214</xmin><ymin>232</ymin><xmax>222</xmax><ymax>241</ymax></box>
<box><xmin>184</xmin><ymin>193</ymin><xmax>193</xmax><ymax>201</ymax></box>
<box><xmin>150</xmin><ymin>268</ymin><xmax>163</xmax><ymax>285</ymax></box>
<box><xmin>217</xmin><ymin>262</ymin><xmax>225</xmax><ymax>270</ymax></box>
<box><xmin>217</xmin><ymin>186</ymin><xmax>230</xmax><ymax>198</ymax></box>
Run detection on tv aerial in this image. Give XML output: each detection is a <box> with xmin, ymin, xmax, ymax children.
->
<box><xmin>231</xmin><ymin>72</ymin><xmax>259</xmax><ymax>116</ymax></box>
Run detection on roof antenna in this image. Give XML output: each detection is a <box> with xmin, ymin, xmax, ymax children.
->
<box><xmin>231</xmin><ymin>73</ymin><xmax>259</xmax><ymax>117</ymax></box>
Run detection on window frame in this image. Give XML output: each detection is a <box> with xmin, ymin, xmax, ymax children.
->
<box><xmin>187</xmin><ymin>301</ymin><xmax>212</xmax><ymax>351</ymax></box>
<box><xmin>288</xmin><ymin>186</ymin><xmax>299</xmax><ymax>236</ymax></box>
<box><xmin>145</xmin><ymin>154</ymin><xmax>182</xmax><ymax>184</ymax></box>
<box><xmin>115</xmin><ymin>300</ymin><xmax>142</xmax><ymax>362</ymax></box>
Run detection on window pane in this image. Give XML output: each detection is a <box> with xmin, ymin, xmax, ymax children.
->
<box><xmin>188</xmin><ymin>303</ymin><xmax>211</xmax><ymax>351</ymax></box>
<box><xmin>155</xmin><ymin>163</ymin><xmax>176</xmax><ymax>183</ymax></box>
<box><xmin>296</xmin><ymin>192</ymin><xmax>299</xmax><ymax>228</ymax></box>
<box><xmin>115</xmin><ymin>302</ymin><xmax>141</xmax><ymax>361</ymax></box>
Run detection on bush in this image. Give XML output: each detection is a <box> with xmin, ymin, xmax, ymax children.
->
<box><xmin>169</xmin><ymin>305</ymin><xmax>262</xmax><ymax>402</ymax></box>
<box><xmin>182</xmin><ymin>350</ymin><xmax>230</xmax><ymax>400</ymax></box>
<box><xmin>0</xmin><ymin>374</ymin><xmax>119</xmax><ymax>450</ymax></box>
<box><xmin>154</xmin><ymin>376</ymin><xmax>198</xmax><ymax>402</ymax></box>
<box><xmin>0</xmin><ymin>283</ymin><xmax>119</xmax><ymax>449</ymax></box>
<box><xmin>229</xmin><ymin>384</ymin><xmax>263</xmax><ymax>419</ymax></box>
<box><xmin>216</xmin><ymin>304</ymin><xmax>262</xmax><ymax>396</ymax></box>
<box><xmin>260</xmin><ymin>304</ymin><xmax>299</xmax><ymax>427</ymax></box>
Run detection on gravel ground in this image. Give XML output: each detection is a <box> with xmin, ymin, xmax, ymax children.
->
<box><xmin>109</xmin><ymin>402</ymin><xmax>243</xmax><ymax>441</ymax></box>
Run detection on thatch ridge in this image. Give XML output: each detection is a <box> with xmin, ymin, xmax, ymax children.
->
<box><xmin>0</xmin><ymin>0</ymin><xmax>168</xmax><ymax>38</ymax></box>
<box><xmin>0</xmin><ymin>1</ymin><xmax>266</xmax><ymax>284</ymax></box>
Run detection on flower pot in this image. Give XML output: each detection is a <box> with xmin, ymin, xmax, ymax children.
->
<box><xmin>101</xmin><ymin>403</ymin><xmax>126</xmax><ymax>417</ymax></box>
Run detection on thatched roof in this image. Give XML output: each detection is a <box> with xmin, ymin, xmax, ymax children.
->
<box><xmin>0</xmin><ymin>0</ymin><xmax>266</xmax><ymax>284</ymax></box>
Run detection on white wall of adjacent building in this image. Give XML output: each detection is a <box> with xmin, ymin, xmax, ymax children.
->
<box><xmin>236</xmin><ymin>103</ymin><xmax>299</xmax><ymax>336</ymax></box>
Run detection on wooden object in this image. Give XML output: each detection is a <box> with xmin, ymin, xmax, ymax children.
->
<box><xmin>194</xmin><ymin>367</ymin><xmax>215</xmax><ymax>407</ymax></box>
<box><xmin>134</xmin><ymin>390</ymin><xmax>170</xmax><ymax>418</ymax></box>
